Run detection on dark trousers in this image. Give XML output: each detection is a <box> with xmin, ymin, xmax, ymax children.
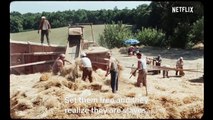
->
<box><xmin>110</xmin><ymin>70</ymin><xmax>118</xmax><ymax>93</ymax></box>
<box><xmin>82</xmin><ymin>67</ymin><xmax>93</xmax><ymax>82</ymax></box>
<box><xmin>176</xmin><ymin>66</ymin><xmax>184</xmax><ymax>76</ymax></box>
<box><xmin>163</xmin><ymin>70</ymin><xmax>169</xmax><ymax>78</ymax></box>
<box><xmin>41</xmin><ymin>30</ymin><xmax>50</xmax><ymax>44</ymax></box>
<box><xmin>156</xmin><ymin>62</ymin><xmax>161</xmax><ymax>74</ymax></box>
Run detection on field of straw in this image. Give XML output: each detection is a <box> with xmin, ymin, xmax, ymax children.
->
<box><xmin>10</xmin><ymin>46</ymin><xmax>204</xmax><ymax>119</ymax></box>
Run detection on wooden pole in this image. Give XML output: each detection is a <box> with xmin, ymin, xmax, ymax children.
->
<box><xmin>28</xmin><ymin>41</ymin><xmax>31</xmax><ymax>53</ymax></box>
<box><xmin>11</xmin><ymin>52</ymin><xmax>63</xmax><ymax>56</ymax></box>
<box><xmin>145</xmin><ymin>85</ymin><xmax>148</xmax><ymax>96</ymax></box>
<box><xmin>10</xmin><ymin>60</ymin><xmax>55</xmax><ymax>68</ymax></box>
<box><xmin>90</xmin><ymin>24</ymin><xmax>95</xmax><ymax>42</ymax></box>
<box><xmin>125</xmin><ymin>65</ymin><xmax>203</xmax><ymax>73</ymax></box>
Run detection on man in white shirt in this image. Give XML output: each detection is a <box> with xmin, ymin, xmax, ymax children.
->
<box><xmin>176</xmin><ymin>57</ymin><xmax>184</xmax><ymax>76</ymax></box>
<box><xmin>80</xmin><ymin>52</ymin><xmax>93</xmax><ymax>82</ymax></box>
<box><xmin>154</xmin><ymin>54</ymin><xmax>162</xmax><ymax>74</ymax></box>
<box><xmin>38</xmin><ymin>16</ymin><xmax>51</xmax><ymax>45</ymax></box>
<box><xmin>133</xmin><ymin>52</ymin><xmax>147</xmax><ymax>87</ymax></box>
<box><xmin>105</xmin><ymin>51</ymin><xmax>119</xmax><ymax>93</ymax></box>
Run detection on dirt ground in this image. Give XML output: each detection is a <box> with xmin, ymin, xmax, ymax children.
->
<box><xmin>10</xmin><ymin>46</ymin><xmax>204</xmax><ymax>119</ymax></box>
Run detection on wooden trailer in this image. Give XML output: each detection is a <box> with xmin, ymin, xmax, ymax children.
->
<box><xmin>10</xmin><ymin>40</ymin><xmax>66</xmax><ymax>74</ymax></box>
<box><xmin>10</xmin><ymin>23</ymin><xmax>109</xmax><ymax>75</ymax></box>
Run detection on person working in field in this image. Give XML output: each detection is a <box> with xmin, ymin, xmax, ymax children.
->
<box><xmin>105</xmin><ymin>51</ymin><xmax>119</xmax><ymax>93</ymax></box>
<box><xmin>154</xmin><ymin>55</ymin><xmax>162</xmax><ymax>66</ymax></box>
<box><xmin>153</xmin><ymin>55</ymin><xmax>162</xmax><ymax>74</ymax></box>
<box><xmin>176</xmin><ymin>57</ymin><xmax>185</xmax><ymax>76</ymax></box>
<box><xmin>133</xmin><ymin>45</ymin><xmax>140</xmax><ymax>55</ymax></box>
<box><xmin>52</xmin><ymin>54</ymin><xmax>72</xmax><ymax>75</ymax></box>
<box><xmin>132</xmin><ymin>52</ymin><xmax>147</xmax><ymax>87</ymax></box>
<box><xmin>128</xmin><ymin>46</ymin><xmax>134</xmax><ymax>56</ymax></box>
<box><xmin>38</xmin><ymin>16</ymin><xmax>51</xmax><ymax>45</ymax></box>
<box><xmin>162</xmin><ymin>64</ymin><xmax>170</xmax><ymax>78</ymax></box>
<box><xmin>80</xmin><ymin>52</ymin><xmax>93</xmax><ymax>83</ymax></box>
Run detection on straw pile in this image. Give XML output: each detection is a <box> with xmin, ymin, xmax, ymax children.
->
<box><xmin>10</xmin><ymin>69</ymin><xmax>203</xmax><ymax>119</ymax></box>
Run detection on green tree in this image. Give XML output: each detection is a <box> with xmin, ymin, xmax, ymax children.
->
<box><xmin>147</xmin><ymin>1</ymin><xmax>204</xmax><ymax>48</ymax></box>
<box><xmin>187</xmin><ymin>16</ymin><xmax>204</xmax><ymax>44</ymax></box>
<box><xmin>22</xmin><ymin>13</ymin><xmax>35</xmax><ymax>30</ymax></box>
<box><xmin>133</xmin><ymin>4</ymin><xmax>151</xmax><ymax>29</ymax></box>
<box><xmin>32</xmin><ymin>13</ymin><xmax>42</xmax><ymax>30</ymax></box>
<box><xmin>10</xmin><ymin>11</ymin><xmax>23</xmax><ymax>33</ymax></box>
<box><xmin>73</xmin><ymin>9</ymin><xmax>88</xmax><ymax>23</ymax></box>
<box><xmin>10</xmin><ymin>15</ymin><xmax>23</xmax><ymax>33</ymax></box>
<box><xmin>10</xmin><ymin>11</ymin><xmax>22</xmax><ymax>16</ymax></box>
<box><xmin>136</xmin><ymin>27</ymin><xmax>165</xmax><ymax>47</ymax></box>
<box><xmin>99</xmin><ymin>21</ymin><xmax>133</xmax><ymax>48</ymax></box>
<box><xmin>170</xmin><ymin>23</ymin><xmax>191</xmax><ymax>48</ymax></box>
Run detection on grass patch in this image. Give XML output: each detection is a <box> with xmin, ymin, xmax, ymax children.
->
<box><xmin>10</xmin><ymin>25</ymin><xmax>105</xmax><ymax>46</ymax></box>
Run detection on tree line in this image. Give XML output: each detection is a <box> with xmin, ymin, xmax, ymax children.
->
<box><xmin>10</xmin><ymin>1</ymin><xmax>203</xmax><ymax>48</ymax></box>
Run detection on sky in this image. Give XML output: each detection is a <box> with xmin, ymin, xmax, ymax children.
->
<box><xmin>10</xmin><ymin>1</ymin><xmax>151</xmax><ymax>14</ymax></box>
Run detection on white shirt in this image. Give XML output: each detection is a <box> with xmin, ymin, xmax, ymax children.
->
<box><xmin>176</xmin><ymin>59</ymin><xmax>183</xmax><ymax>67</ymax></box>
<box><xmin>42</xmin><ymin>20</ymin><xmax>50</xmax><ymax>30</ymax></box>
<box><xmin>109</xmin><ymin>57</ymin><xmax>118</xmax><ymax>71</ymax></box>
<box><xmin>81</xmin><ymin>57</ymin><xmax>92</xmax><ymax>68</ymax></box>
<box><xmin>138</xmin><ymin>57</ymin><xmax>147</xmax><ymax>70</ymax></box>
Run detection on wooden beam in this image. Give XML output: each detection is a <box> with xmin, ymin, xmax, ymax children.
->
<box><xmin>11</xmin><ymin>52</ymin><xmax>63</xmax><ymax>56</ymax></box>
<box><xmin>10</xmin><ymin>60</ymin><xmax>55</xmax><ymax>68</ymax></box>
<box><xmin>10</xmin><ymin>40</ymin><xmax>66</xmax><ymax>47</ymax></box>
<box><xmin>91</xmin><ymin>62</ymin><xmax>108</xmax><ymax>65</ymax></box>
<box><xmin>75</xmin><ymin>23</ymin><xmax>93</xmax><ymax>25</ymax></box>
<box><xmin>126</xmin><ymin>65</ymin><xmax>203</xmax><ymax>73</ymax></box>
<box><xmin>90</xmin><ymin>24</ymin><xmax>95</xmax><ymax>42</ymax></box>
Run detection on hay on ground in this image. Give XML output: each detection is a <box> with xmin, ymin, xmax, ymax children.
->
<box><xmin>40</xmin><ymin>73</ymin><xmax>50</xmax><ymax>81</ymax></box>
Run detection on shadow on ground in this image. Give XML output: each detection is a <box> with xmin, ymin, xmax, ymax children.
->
<box><xmin>188</xmin><ymin>76</ymin><xmax>203</xmax><ymax>83</ymax></box>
